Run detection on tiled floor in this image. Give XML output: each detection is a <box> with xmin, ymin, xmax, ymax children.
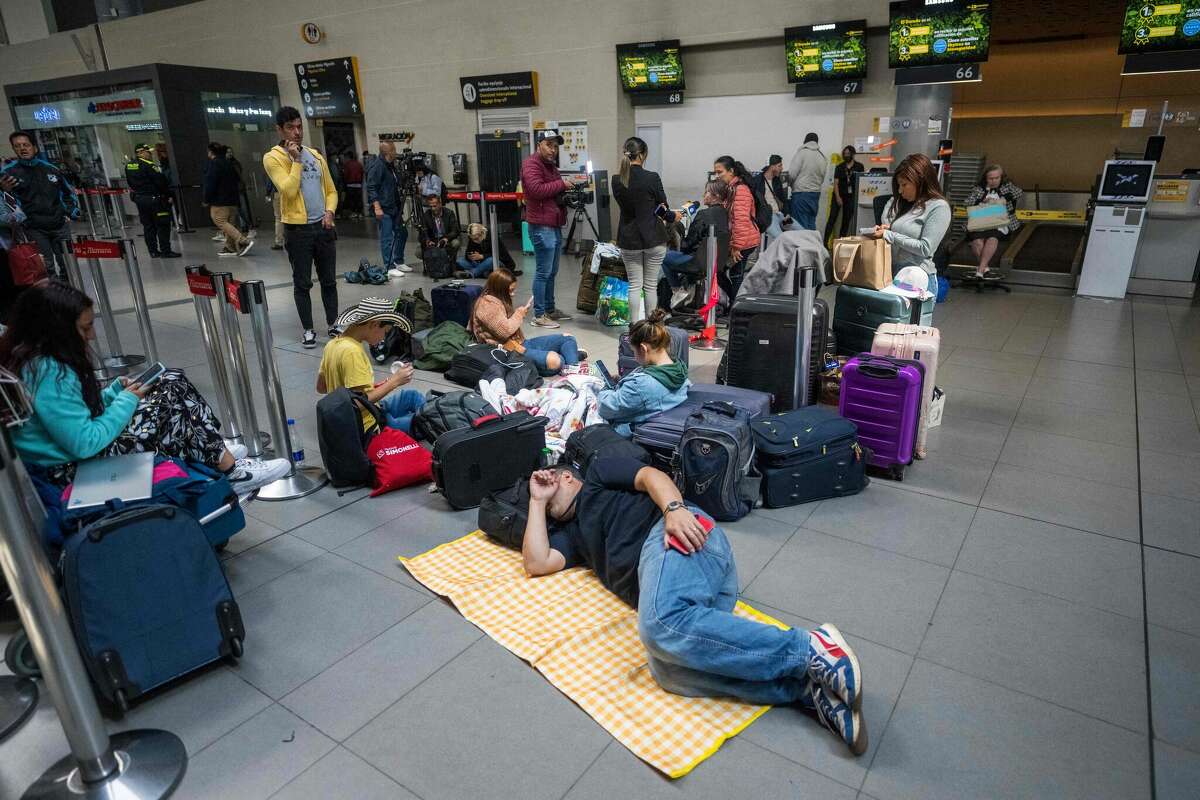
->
<box><xmin>3</xmin><ymin>223</ymin><xmax>1199</xmax><ymax>799</ymax></box>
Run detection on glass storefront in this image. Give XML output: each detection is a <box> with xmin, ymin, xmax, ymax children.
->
<box><xmin>202</xmin><ymin>91</ymin><xmax>279</xmax><ymax>226</ymax></box>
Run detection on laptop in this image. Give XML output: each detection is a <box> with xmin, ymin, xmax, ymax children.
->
<box><xmin>66</xmin><ymin>452</ymin><xmax>156</xmax><ymax>511</ymax></box>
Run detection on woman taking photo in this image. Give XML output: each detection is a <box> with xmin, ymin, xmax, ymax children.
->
<box><xmin>872</xmin><ymin>153</ymin><xmax>950</xmax><ymax>310</ymax></box>
<box><xmin>597</xmin><ymin>308</ymin><xmax>691</xmax><ymax>437</ymax></box>
<box><xmin>612</xmin><ymin>137</ymin><xmax>676</xmax><ymax>324</ymax></box>
<box><xmin>0</xmin><ymin>281</ymin><xmax>290</xmax><ymax>492</ymax></box>
<box><xmin>660</xmin><ymin>180</ymin><xmax>730</xmax><ymax>311</ymax></box>
<box><xmin>468</xmin><ymin>268</ymin><xmax>586</xmax><ymax>375</ymax></box>
<box><xmin>964</xmin><ymin>164</ymin><xmax>1022</xmax><ymax>280</ymax></box>
<box><xmin>712</xmin><ymin>156</ymin><xmax>759</xmax><ymax>299</ymax></box>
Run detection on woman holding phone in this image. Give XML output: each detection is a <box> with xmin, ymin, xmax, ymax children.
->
<box><xmin>612</xmin><ymin>137</ymin><xmax>676</xmax><ymax>324</ymax></box>
<box><xmin>0</xmin><ymin>281</ymin><xmax>290</xmax><ymax>493</ymax></box>
<box><xmin>468</xmin><ymin>268</ymin><xmax>586</xmax><ymax>375</ymax></box>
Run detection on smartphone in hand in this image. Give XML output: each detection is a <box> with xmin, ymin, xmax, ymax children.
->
<box><xmin>130</xmin><ymin>361</ymin><xmax>167</xmax><ymax>389</ymax></box>
<box><xmin>654</xmin><ymin>204</ymin><xmax>674</xmax><ymax>222</ymax></box>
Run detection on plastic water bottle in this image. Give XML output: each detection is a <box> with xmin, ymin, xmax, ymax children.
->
<box><xmin>287</xmin><ymin>418</ymin><xmax>305</xmax><ymax>463</ymax></box>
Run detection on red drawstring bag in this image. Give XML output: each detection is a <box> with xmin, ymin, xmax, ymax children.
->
<box><xmin>367</xmin><ymin>428</ymin><xmax>433</xmax><ymax>496</ymax></box>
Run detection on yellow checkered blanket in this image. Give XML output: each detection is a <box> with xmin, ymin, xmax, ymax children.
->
<box><xmin>399</xmin><ymin>531</ymin><xmax>784</xmax><ymax>777</ymax></box>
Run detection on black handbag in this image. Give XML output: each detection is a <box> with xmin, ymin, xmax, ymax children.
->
<box><xmin>477</xmin><ymin>480</ymin><xmax>531</xmax><ymax>549</ymax></box>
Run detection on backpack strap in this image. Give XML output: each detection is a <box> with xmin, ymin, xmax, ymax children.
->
<box><xmin>349</xmin><ymin>389</ymin><xmax>386</xmax><ymax>435</ymax></box>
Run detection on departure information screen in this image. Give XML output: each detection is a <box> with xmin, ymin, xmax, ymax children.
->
<box><xmin>889</xmin><ymin>1</ymin><xmax>992</xmax><ymax>68</ymax></box>
<box><xmin>1119</xmin><ymin>1</ymin><xmax>1200</xmax><ymax>53</ymax></box>
<box><xmin>616</xmin><ymin>40</ymin><xmax>685</xmax><ymax>92</ymax></box>
<box><xmin>786</xmin><ymin>20</ymin><xmax>868</xmax><ymax>83</ymax></box>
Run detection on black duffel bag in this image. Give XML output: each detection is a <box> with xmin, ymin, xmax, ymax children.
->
<box><xmin>477</xmin><ymin>480</ymin><xmax>530</xmax><ymax>549</ymax></box>
<box><xmin>411</xmin><ymin>389</ymin><xmax>494</xmax><ymax>443</ymax></box>
<box><xmin>445</xmin><ymin>343</ymin><xmax>542</xmax><ymax>392</ymax></box>
<box><xmin>561</xmin><ymin>424</ymin><xmax>650</xmax><ymax>475</ymax></box>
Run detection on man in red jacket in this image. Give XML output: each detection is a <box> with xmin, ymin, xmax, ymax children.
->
<box><xmin>520</xmin><ymin>130</ymin><xmax>584</xmax><ymax>328</ymax></box>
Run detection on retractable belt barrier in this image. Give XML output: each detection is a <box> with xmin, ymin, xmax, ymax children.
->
<box><xmin>78</xmin><ymin>187</ymin><xmax>129</xmax><ymax>240</ymax></box>
<box><xmin>66</xmin><ymin>237</ymin><xmax>158</xmax><ymax>374</ymax></box>
<box><xmin>690</xmin><ymin>226</ymin><xmax>727</xmax><ymax>352</ymax></box>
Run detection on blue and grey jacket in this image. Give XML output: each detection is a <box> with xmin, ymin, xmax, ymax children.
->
<box><xmin>365</xmin><ymin>156</ymin><xmax>405</xmax><ymax>216</ymax></box>
<box><xmin>598</xmin><ymin>360</ymin><xmax>691</xmax><ymax>437</ymax></box>
<box><xmin>1</xmin><ymin>154</ymin><xmax>79</xmax><ymax>231</ymax></box>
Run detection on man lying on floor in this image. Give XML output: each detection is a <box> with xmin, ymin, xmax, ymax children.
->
<box><xmin>521</xmin><ymin>458</ymin><xmax>867</xmax><ymax>755</ymax></box>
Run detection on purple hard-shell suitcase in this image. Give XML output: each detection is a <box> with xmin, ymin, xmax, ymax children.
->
<box><xmin>838</xmin><ymin>354</ymin><xmax>924</xmax><ymax>480</ymax></box>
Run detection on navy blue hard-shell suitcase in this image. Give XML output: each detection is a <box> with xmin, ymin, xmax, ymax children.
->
<box><xmin>432</xmin><ymin>282</ymin><xmax>484</xmax><ymax>327</ymax></box>
<box><xmin>61</xmin><ymin>503</ymin><xmax>244</xmax><ymax>715</ymax></box>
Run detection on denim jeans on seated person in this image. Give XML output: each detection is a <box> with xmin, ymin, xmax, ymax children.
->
<box><xmin>377</xmin><ymin>389</ymin><xmax>426</xmax><ymax>435</ymax></box>
<box><xmin>522</xmin><ymin>334</ymin><xmax>579</xmax><ymax>375</ymax></box>
<box><xmin>457</xmin><ymin>255</ymin><xmax>494</xmax><ymax>278</ymax></box>
<box><xmin>661</xmin><ymin>250</ymin><xmax>697</xmax><ymax>289</ymax></box>
<box><xmin>636</xmin><ymin>507</ymin><xmax>814</xmax><ymax>705</ymax></box>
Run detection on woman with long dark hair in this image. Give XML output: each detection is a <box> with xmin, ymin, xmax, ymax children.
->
<box><xmin>964</xmin><ymin>164</ymin><xmax>1022</xmax><ymax>280</ymax></box>
<box><xmin>872</xmin><ymin>153</ymin><xmax>950</xmax><ymax>302</ymax></box>
<box><xmin>713</xmin><ymin>155</ymin><xmax>759</xmax><ymax>299</ymax></box>
<box><xmin>0</xmin><ymin>281</ymin><xmax>289</xmax><ymax>491</ymax></box>
<box><xmin>612</xmin><ymin>137</ymin><xmax>676</xmax><ymax>323</ymax></box>
<box><xmin>468</xmin><ymin>268</ymin><xmax>585</xmax><ymax>375</ymax></box>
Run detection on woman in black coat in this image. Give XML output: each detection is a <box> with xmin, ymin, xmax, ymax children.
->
<box><xmin>611</xmin><ymin>137</ymin><xmax>677</xmax><ymax>323</ymax></box>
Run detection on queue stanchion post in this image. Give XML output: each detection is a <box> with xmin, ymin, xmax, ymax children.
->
<box><xmin>488</xmin><ymin>203</ymin><xmax>501</xmax><ymax>272</ymax></box>
<box><xmin>689</xmin><ymin>225</ymin><xmax>726</xmax><ymax>352</ymax></box>
<box><xmin>95</xmin><ymin>190</ymin><xmax>115</xmax><ymax>239</ymax></box>
<box><xmin>186</xmin><ymin>266</ymin><xmax>241</xmax><ymax>445</ymax></box>
<box><xmin>121</xmin><ymin>239</ymin><xmax>159</xmax><ymax>364</ymax></box>
<box><xmin>75</xmin><ymin>236</ymin><xmax>143</xmax><ymax>373</ymax></box>
<box><xmin>62</xmin><ymin>242</ymin><xmax>86</xmax><ymax>293</ymax></box>
<box><xmin>241</xmin><ymin>280</ymin><xmax>328</xmax><ymax>501</ymax></box>
<box><xmin>0</xmin><ymin>422</ymin><xmax>187</xmax><ymax>799</ymax></box>
<box><xmin>81</xmin><ymin>190</ymin><xmax>98</xmax><ymax>239</ymax></box>
<box><xmin>113</xmin><ymin>188</ymin><xmax>129</xmax><ymax>238</ymax></box>
<box><xmin>792</xmin><ymin>261</ymin><xmax>817</xmax><ymax>409</ymax></box>
<box><xmin>213</xmin><ymin>272</ymin><xmax>266</xmax><ymax>458</ymax></box>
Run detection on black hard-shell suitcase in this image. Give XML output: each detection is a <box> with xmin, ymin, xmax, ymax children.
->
<box><xmin>432</xmin><ymin>282</ymin><xmax>484</xmax><ymax>328</ymax></box>
<box><xmin>617</xmin><ymin>326</ymin><xmax>691</xmax><ymax>377</ymax></box>
<box><xmin>719</xmin><ymin>295</ymin><xmax>829</xmax><ymax>411</ymax></box>
<box><xmin>432</xmin><ymin>411</ymin><xmax>548</xmax><ymax>509</ymax></box>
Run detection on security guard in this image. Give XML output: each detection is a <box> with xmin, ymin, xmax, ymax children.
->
<box><xmin>125</xmin><ymin>143</ymin><xmax>180</xmax><ymax>258</ymax></box>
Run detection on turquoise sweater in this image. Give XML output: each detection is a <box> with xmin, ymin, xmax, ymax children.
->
<box><xmin>12</xmin><ymin>358</ymin><xmax>138</xmax><ymax>466</ymax></box>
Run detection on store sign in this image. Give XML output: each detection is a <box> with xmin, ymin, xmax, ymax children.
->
<box><xmin>205</xmin><ymin>103</ymin><xmax>272</xmax><ymax>119</ymax></box>
<box><xmin>295</xmin><ymin>57</ymin><xmax>363</xmax><ymax>118</ymax></box>
<box><xmin>301</xmin><ymin>22</ymin><xmax>324</xmax><ymax>44</ymax></box>
<box><xmin>32</xmin><ymin>106</ymin><xmax>60</xmax><ymax>124</ymax></box>
<box><xmin>72</xmin><ymin>239</ymin><xmax>124</xmax><ymax>259</ymax></box>
<box><xmin>125</xmin><ymin>122</ymin><xmax>163</xmax><ymax>132</ymax></box>
<box><xmin>459</xmin><ymin>72</ymin><xmax>538</xmax><ymax>110</ymax></box>
<box><xmin>14</xmin><ymin>89</ymin><xmax>159</xmax><ymax>129</ymax></box>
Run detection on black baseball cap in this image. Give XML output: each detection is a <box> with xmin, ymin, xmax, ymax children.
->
<box><xmin>536</xmin><ymin>129</ymin><xmax>564</xmax><ymax>145</ymax></box>
<box><xmin>768</xmin><ymin>154</ymin><xmax>783</xmax><ymax>166</ymax></box>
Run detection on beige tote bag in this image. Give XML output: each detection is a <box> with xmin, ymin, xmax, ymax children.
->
<box><xmin>830</xmin><ymin>236</ymin><xmax>892</xmax><ymax>291</ymax></box>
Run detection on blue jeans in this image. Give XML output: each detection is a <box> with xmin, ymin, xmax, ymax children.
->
<box><xmin>457</xmin><ymin>255</ymin><xmax>494</xmax><ymax>278</ymax></box>
<box><xmin>790</xmin><ymin>192</ymin><xmax>820</xmax><ymax>231</ymax></box>
<box><xmin>636</xmin><ymin>509</ymin><xmax>813</xmax><ymax>705</ymax></box>
<box><xmin>523</xmin><ymin>333</ymin><xmax>579</xmax><ymax>375</ymax></box>
<box><xmin>377</xmin><ymin>389</ymin><xmax>425</xmax><ymax>434</ymax></box>
<box><xmin>377</xmin><ymin>211</ymin><xmax>407</xmax><ymax>266</ymax></box>
<box><xmin>661</xmin><ymin>250</ymin><xmax>697</xmax><ymax>288</ymax></box>
<box><xmin>528</xmin><ymin>224</ymin><xmax>563</xmax><ymax>317</ymax></box>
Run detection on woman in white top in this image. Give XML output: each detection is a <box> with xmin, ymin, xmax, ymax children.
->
<box><xmin>872</xmin><ymin>153</ymin><xmax>951</xmax><ymax>301</ymax></box>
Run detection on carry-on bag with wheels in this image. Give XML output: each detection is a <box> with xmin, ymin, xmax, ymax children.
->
<box><xmin>432</xmin><ymin>411</ymin><xmax>549</xmax><ymax>509</ymax></box>
<box><xmin>617</xmin><ymin>326</ymin><xmax>691</xmax><ymax>377</ymax></box>
<box><xmin>833</xmin><ymin>285</ymin><xmax>934</xmax><ymax>357</ymax></box>
<box><xmin>870</xmin><ymin>323</ymin><xmax>941</xmax><ymax>459</ymax></box>
<box><xmin>61</xmin><ymin>503</ymin><xmax>244</xmax><ymax>715</ymax></box>
<box><xmin>752</xmin><ymin>405</ymin><xmax>869</xmax><ymax>507</ymax></box>
<box><xmin>719</xmin><ymin>294</ymin><xmax>830</xmax><ymax>411</ymax></box>
<box><xmin>431</xmin><ymin>281</ymin><xmax>484</xmax><ymax>327</ymax></box>
<box><xmin>838</xmin><ymin>354</ymin><xmax>924</xmax><ymax>480</ymax></box>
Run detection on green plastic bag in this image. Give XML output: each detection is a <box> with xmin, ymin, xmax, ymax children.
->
<box><xmin>595</xmin><ymin>276</ymin><xmax>630</xmax><ymax>327</ymax></box>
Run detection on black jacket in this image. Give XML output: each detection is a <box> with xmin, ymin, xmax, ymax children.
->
<box><xmin>1</xmin><ymin>156</ymin><xmax>79</xmax><ymax>231</ymax></box>
<box><xmin>464</xmin><ymin>234</ymin><xmax>515</xmax><ymax>269</ymax></box>
<box><xmin>124</xmin><ymin>157</ymin><xmax>170</xmax><ymax>199</ymax></box>
<box><xmin>751</xmin><ymin>170</ymin><xmax>787</xmax><ymax>211</ymax></box>
<box><xmin>365</xmin><ymin>157</ymin><xmax>405</xmax><ymax>216</ymax></box>
<box><xmin>612</xmin><ymin>164</ymin><xmax>669</xmax><ymax>250</ymax></box>
<box><xmin>203</xmin><ymin>156</ymin><xmax>241</xmax><ymax>206</ymax></box>
<box><xmin>419</xmin><ymin>207</ymin><xmax>461</xmax><ymax>245</ymax></box>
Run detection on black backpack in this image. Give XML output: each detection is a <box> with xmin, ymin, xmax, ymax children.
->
<box><xmin>423</xmin><ymin>247</ymin><xmax>454</xmax><ymax>280</ymax></box>
<box><xmin>748</xmin><ymin>174</ymin><xmax>774</xmax><ymax>234</ymax></box>
<box><xmin>477</xmin><ymin>480</ymin><xmax>531</xmax><ymax>550</ymax></box>
<box><xmin>561</xmin><ymin>424</ymin><xmax>650</xmax><ymax>475</ymax></box>
<box><xmin>316</xmin><ymin>388</ymin><xmax>384</xmax><ymax>488</ymax></box>
<box><xmin>676</xmin><ymin>401</ymin><xmax>761</xmax><ymax>521</ymax></box>
<box><xmin>411</xmin><ymin>390</ymin><xmax>494</xmax><ymax>442</ymax></box>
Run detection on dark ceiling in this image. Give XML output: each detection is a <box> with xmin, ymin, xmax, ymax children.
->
<box><xmin>990</xmin><ymin>0</ymin><xmax>1128</xmax><ymax>43</ymax></box>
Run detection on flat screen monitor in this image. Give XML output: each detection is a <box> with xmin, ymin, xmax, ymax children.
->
<box><xmin>1097</xmin><ymin>160</ymin><xmax>1157</xmax><ymax>203</ymax></box>
<box><xmin>786</xmin><ymin>20</ymin><xmax>868</xmax><ymax>83</ymax></box>
<box><xmin>1119</xmin><ymin>1</ymin><xmax>1200</xmax><ymax>54</ymax></box>
<box><xmin>616</xmin><ymin>40</ymin><xmax>685</xmax><ymax>93</ymax></box>
<box><xmin>889</xmin><ymin>0</ymin><xmax>992</xmax><ymax>68</ymax></box>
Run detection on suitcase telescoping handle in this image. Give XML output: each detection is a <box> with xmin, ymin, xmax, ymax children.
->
<box><xmin>87</xmin><ymin>504</ymin><xmax>176</xmax><ymax>542</ymax></box>
<box><xmin>197</xmin><ymin>494</ymin><xmax>239</xmax><ymax>526</ymax></box>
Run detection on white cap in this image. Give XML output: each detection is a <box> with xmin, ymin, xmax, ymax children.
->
<box><xmin>881</xmin><ymin>266</ymin><xmax>934</xmax><ymax>301</ymax></box>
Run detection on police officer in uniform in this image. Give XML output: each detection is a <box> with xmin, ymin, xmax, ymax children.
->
<box><xmin>125</xmin><ymin>143</ymin><xmax>180</xmax><ymax>258</ymax></box>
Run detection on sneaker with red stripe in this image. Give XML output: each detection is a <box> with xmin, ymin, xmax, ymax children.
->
<box><xmin>807</xmin><ymin>623</ymin><xmax>861</xmax><ymax>711</ymax></box>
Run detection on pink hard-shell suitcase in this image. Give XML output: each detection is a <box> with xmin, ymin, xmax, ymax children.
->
<box><xmin>871</xmin><ymin>324</ymin><xmax>940</xmax><ymax>459</ymax></box>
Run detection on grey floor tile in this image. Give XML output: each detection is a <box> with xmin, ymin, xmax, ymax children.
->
<box><xmin>223</xmin><ymin>514</ymin><xmax>287</xmax><ymax>555</ymax></box>
<box><xmin>1139</xmin><ymin>449</ymin><xmax>1200</xmax><ymax>502</ymax></box>
<box><xmin>1144</xmin><ymin>548</ymin><xmax>1200</xmax><ymax>638</ymax></box>
<box><xmin>289</xmin><ymin>491</ymin><xmax>426</xmax><ymax>550</ymax></box>
<box><xmin>1138</xmin><ymin>415</ymin><xmax>1200</xmax><ymax>458</ymax></box>
<box><xmin>743</xmin><ymin>529</ymin><xmax>949</xmax><ymax>654</ymax></box>
<box><xmin>718</xmin><ymin>515</ymin><xmax>799</xmax><ymax>591</ymax></box>
<box><xmin>1034</xmin><ymin>357</ymin><xmax>1134</xmax><ymax>388</ymax></box>
<box><xmin>920</xmin><ymin>572</ymin><xmax>1146</xmax><ymax>731</ymax></box>
<box><xmin>922</xmin><ymin>415</ymin><xmax>1010</xmax><ymax>461</ymax></box>
<box><xmin>956</xmin><ymin>508</ymin><xmax>1142</xmax><ymax>619</ymax></box>
<box><xmin>1041</xmin><ymin>339</ymin><xmax>1135</xmax><ymax>368</ymax></box>
<box><xmin>345</xmin><ymin>639</ymin><xmax>610</xmax><ymax>800</ymax></box>
<box><xmin>1014</xmin><ymin>397</ymin><xmax>1137</xmax><ymax>447</ymax></box>
<box><xmin>1023</xmin><ymin>376</ymin><xmax>1136</xmax><ymax>414</ymax></box>
<box><xmin>741</xmin><ymin>604</ymin><xmax>915</xmax><ymax>789</ymax></box>
<box><xmin>334</xmin><ymin>500</ymin><xmax>479</xmax><ymax>589</ymax></box>
<box><xmin>862</xmin><ymin>660</ymin><xmax>1150</xmax><ymax>800</ymax></box>
<box><xmin>564</xmin><ymin>738</ymin><xmax>858</xmax><ymax>800</ymax></box>
<box><xmin>173</xmin><ymin>704</ymin><xmax>336</xmax><ymax>800</ymax></box>
<box><xmin>271</xmin><ymin>746</ymin><xmax>420</xmax><ymax>800</ymax></box>
<box><xmin>888</xmin><ymin>449</ymin><xmax>996</xmax><ymax>506</ymax></box>
<box><xmin>937</xmin><ymin>385</ymin><xmax>1022</xmax><ymax>426</ymax></box>
<box><xmin>945</xmin><ymin>347</ymin><xmax>1039</xmax><ymax>376</ymax></box>
<box><xmin>225</xmin><ymin>534</ymin><xmax>326</xmax><ymax>597</ymax></box>
<box><xmin>803</xmin><ymin>483</ymin><xmax>975</xmax><ymax>566</ymax></box>
<box><xmin>235</xmin><ymin>554</ymin><xmax>430</xmax><ymax>698</ymax></box>
<box><xmin>243</xmin><ymin>483</ymin><xmax>369</xmax><ymax>532</ymax></box>
<box><xmin>1149</xmin><ymin>625</ymin><xmax>1200</xmax><ymax>753</ymax></box>
<box><xmin>998</xmin><ymin>427</ymin><xmax>1138</xmax><ymax>489</ymax></box>
<box><xmin>752</xmin><ymin>501</ymin><xmax>819</xmax><ymax>528</ymax></box>
<box><xmin>1154</xmin><ymin>740</ymin><xmax>1200</xmax><ymax>800</ymax></box>
<box><xmin>937</xmin><ymin>363</ymin><xmax>1030</xmax><ymax>398</ymax></box>
<box><xmin>1137</xmin><ymin>388</ymin><xmax>1199</xmax><ymax>423</ymax></box>
<box><xmin>1142</xmin><ymin>492</ymin><xmax>1200</xmax><ymax>557</ymax></box>
<box><xmin>1137</xmin><ymin>369</ymin><xmax>1192</xmax><ymax>397</ymax></box>
<box><xmin>280</xmin><ymin>601</ymin><xmax>481</xmax><ymax>741</ymax></box>
<box><xmin>981</xmin><ymin>462</ymin><xmax>1140</xmax><ymax>542</ymax></box>
<box><xmin>1001</xmin><ymin>324</ymin><xmax>1052</xmax><ymax>356</ymax></box>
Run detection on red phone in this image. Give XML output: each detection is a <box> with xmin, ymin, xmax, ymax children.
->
<box><xmin>667</xmin><ymin>514</ymin><xmax>713</xmax><ymax>555</ymax></box>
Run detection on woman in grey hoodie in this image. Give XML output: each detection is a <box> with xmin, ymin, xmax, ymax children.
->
<box><xmin>598</xmin><ymin>309</ymin><xmax>691</xmax><ymax>437</ymax></box>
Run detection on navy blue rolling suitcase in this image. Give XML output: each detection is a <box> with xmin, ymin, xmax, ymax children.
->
<box><xmin>61</xmin><ymin>503</ymin><xmax>244</xmax><ymax>715</ymax></box>
<box><xmin>432</xmin><ymin>282</ymin><xmax>484</xmax><ymax>327</ymax></box>
<box><xmin>752</xmin><ymin>406</ymin><xmax>869</xmax><ymax>507</ymax></box>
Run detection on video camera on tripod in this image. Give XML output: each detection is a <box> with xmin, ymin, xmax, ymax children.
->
<box><xmin>397</xmin><ymin>149</ymin><xmax>430</xmax><ymax>183</ymax></box>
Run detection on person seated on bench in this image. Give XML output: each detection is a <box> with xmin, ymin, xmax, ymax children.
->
<box><xmin>660</xmin><ymin>180</ymin><xmax>731</xmax><ymax>311</ymax></box>
<box><xmin>317</xmin><ymin>297</ymin><xmax>425</xmax><ymax>434</ymax></box>
<box><xmin>597</xmin><ymin>309</ymin><xmax>689</xmax><ymax>436</ymax></box>
<box><xmin>521</xmin><ymin>460</ymin><xmax>867</xmax><ymax>755</ymax></box>
<box><xmin>0</xmin><ymin>281</ymin><xmax>290</xmax><ymax>494</ymax></box>
<box><xmin>418</xmin><ymin>192</ymin><xmax>461</xmax><ymax>262</ymax></box>
<box><xmin>455</xmin><ymin>223</ymin><xmax>516</xmax><ymax>280</ymax></box>
<box><xmin>468</xmin><ymin>268</ymin><xmax>585</xmax><ymax>376</ymax></box>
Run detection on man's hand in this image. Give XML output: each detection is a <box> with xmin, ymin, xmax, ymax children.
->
<box><xmin>374</xmin><ymin>202</ymin><xmax>384</xmax><ymax>220</ymax></box>
<box><xmin>0</xmin><ymin>175</ymin><xmax>17</xmax><ymax>192</ymax></box>
<box><xmin>664</xmin><ymin>509</ymin><xmax>707</xmax><ymax>554</ymax></box>
<box><xmin>528</xmin><ymin>469</ymin><xmax>559</xmax><ymax>502</ymax></box>
<box><xmin>322</xmin><ymin>210</ymin><xmax>335</xmax><ymax>230</ymax></box>
<box><xmin>285</xmin><ymin>141</ymin><xmax>302</xmax><ymax>161</ymax></box>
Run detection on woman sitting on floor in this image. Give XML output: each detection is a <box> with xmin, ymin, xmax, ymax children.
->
<box><xmin>468</xmin><ymin>268</ymin><xmax>585</xmax><ymax>376</ymax></box>
<box><xmin>597</xmin><ymin>308</ymin><xmax>690</xmax><ymax>436</ymax></box>
<box><xmin>454</xmin><ymin>223</ymin><xmax>517</xmax><ymax>279</ymax></box>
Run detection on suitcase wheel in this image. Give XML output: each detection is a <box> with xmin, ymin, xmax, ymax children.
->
<box><xmin>228</xmin><ymin>636</ymin><xmax>244</xmax><ymax>660</ymax></box>
<box><xmin>113</xmin><ymin>688</ymin><xmax>129</xmax><ymax>717</ymax></box>
<box><xmin>4</xmin><ymin>629</ymin><xmax>40</xmax><ymax>679</ymax></box>
<box><xmin>891</xmin><ymin>465</ymin><xmax>905</xmax><ymax>481</ymax></box>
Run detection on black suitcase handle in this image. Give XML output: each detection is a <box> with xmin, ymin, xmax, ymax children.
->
<box><xmin>87</xmin><ymin>505</ymin><xmax>176</xmax><ymax>542</ymax></box>
<box><xmin>857</xmin><ymin>358</ymin><xmax>900</xmax><ymax>379</ymax></box>
<box><xmin>699</xmin><ymin>400</ymin><xmax>739</xmax><ymax>418</ymax></box>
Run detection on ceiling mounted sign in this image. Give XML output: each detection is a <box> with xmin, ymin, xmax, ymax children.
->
<box><xmin>459</xmin><ymin>72</ymin><xmax>538</xmax><ymax>110</ymax></box>
<box><xmin>301</xmin><ymin>22</ymin><xmax>324</xmax><ymax>44</ymax></box>
<box><xmin>295</xmin><ymin>57</ymin><xmax>363</xmax><ymax>118</ymax></box>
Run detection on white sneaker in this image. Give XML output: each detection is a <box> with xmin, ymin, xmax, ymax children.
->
<box><xmin>391</xmin><ymin>263</ymin><xmax>413</xmax><ymax>273</ymax></box>
<box><xmin>238</xmin><ymin>240</ymin><xmax>255</xmax><ymax>257</ymax></box>
<box><xmin>670</xmin><ymin>287</ymin><xmax>692</xmax><ymax>309</ymax></box>
<box><xmin>387</xmin><ymin>268</ymin><xmax>406</xmax><ymax>278</ymax></box>
<box><xmin>211</xmin><ymin>233</ymin><xmax>224</xmax><ymax>241</ymax></box>
<box><xmin>228</xmin><ymin>457</ymin><xmax>290</xmax><ymax>496</ymax></box>
<box><xmin>226</xmin><ymin>442</ymin><xmax>248</xmax><ymax>461</ymax></box>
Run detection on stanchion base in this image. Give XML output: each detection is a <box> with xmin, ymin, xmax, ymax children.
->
<box><xmin>0</xmin><ymin>676</ymin><xmax>37</xmax><ymax>741</ymax></box>
<box><xmin>253</xmin><ymin>465</ymin><xmax>329</xmax><ymax>502</ymax></box>
<box><xmin>101</xmin><ymin>354</ymin><xmax>146</xmax><ymax>372</ymax></box>
<box><xmin>689</xmin><ymin>337</ymin><xmax>727</xmax><ymax>351</ymax></box>
<box><xmin>23</xmin><ymin>729</ymin><xmax>186</xmax><ymax>800</ymax></box>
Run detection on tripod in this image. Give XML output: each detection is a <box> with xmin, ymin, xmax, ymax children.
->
<box><xmin>564</xmin><ymin>202</ymin><xmax>600</xmax><ymax>255</ymax></box>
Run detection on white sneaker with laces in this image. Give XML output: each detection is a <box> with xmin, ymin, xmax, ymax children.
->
<box><xmin>239</xmin><ymin>240</ymin><xmax>255</xmax><ymax>257</ymax></box>
<box><xmin>392</xmin><ymin>263</ymin><xmax>413</xmax><ymax>273</ymax></box>
<box><xmin>670</xmin><ymin>286</ymin><xmax>692</xmax><ymax>309</ymax></box>
<box><xmin>211</xmin><ymin>233</ymin><xmax>224</xmax><ymax>241</ymax></box>
<box><xmin>387</xmin><ymin>268</ymin><xmax>406</xmax><ymax>278</ymax></box>
<box><xmin>228</xmin><ymin>457</ymin><xmax>290</xmax><ymax>496</ymax></box>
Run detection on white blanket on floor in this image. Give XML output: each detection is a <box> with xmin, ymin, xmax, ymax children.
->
<box><xmin>479</xmin><ymin>374</ymin><xmax>606</xmax><ymax>456</ymax></box>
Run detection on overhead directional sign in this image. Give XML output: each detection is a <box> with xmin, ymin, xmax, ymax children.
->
<box><xmin>294</xmin><ymin>57</ymin><xmax>364</xmax><ymax>119</ymax></box>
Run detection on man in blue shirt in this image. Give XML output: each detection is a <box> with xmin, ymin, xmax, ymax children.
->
<box><xmin>1</xmin><ymin>130</ymin><xmax>80</xmax><ymax>279</ymax></box>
